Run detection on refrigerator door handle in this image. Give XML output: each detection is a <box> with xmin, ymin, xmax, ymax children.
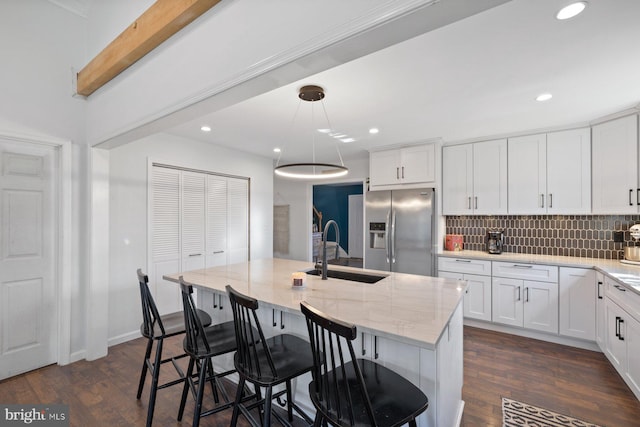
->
<box><xmin>384</xmin><ymin>210</ymin><xmax>391</xmax><ymax>264</ymax></box>
<box><xmin>391</xmin><ymin>209</ymin><xmax>397</xmax><ymax>264</ymax></box>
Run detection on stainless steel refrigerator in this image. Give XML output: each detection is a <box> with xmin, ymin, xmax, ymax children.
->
<box><xmin>364</xmin><ymin>188</ymin><xmax>434</xmax><ymax>276</ymax></box>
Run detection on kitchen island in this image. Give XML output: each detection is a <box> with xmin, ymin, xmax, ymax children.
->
<box><xmin>164</xmin><ymin>258</ymin><xmax>466</xmax><ymax>427</ymax></box>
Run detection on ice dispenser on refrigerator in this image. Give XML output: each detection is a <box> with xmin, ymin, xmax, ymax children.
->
<box><xmin>369</xmin><ymin>222</ymin><xmax>386</xmax><ymax>249</ymax></box>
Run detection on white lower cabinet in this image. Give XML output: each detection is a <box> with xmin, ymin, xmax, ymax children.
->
<box><xmin>603</xmin><ymin>276</ymin><xmax>640</xmax><ymax>399</ymax></box>
<box><xmin>559</xmin><ymin>267</ymin><xmax>596</xmax><ymax>340</ymax></box>
<box><xmin>492</xmin><ymin>277</ymin><xmax>558</xmax><ymax>334</ymax></box>
<box><xmin>438</xmin><ymin>258</ymin><xmax>492</xmax><ymax>321</ymax></box>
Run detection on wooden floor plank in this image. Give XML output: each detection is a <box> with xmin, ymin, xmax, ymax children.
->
<box><xmin>1</xmin><ymin>327</ymin><xmax>639</xmax><ymax>426</ymax></box>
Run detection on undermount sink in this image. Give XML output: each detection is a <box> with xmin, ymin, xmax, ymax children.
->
<box><xmin>305</xmin><ymin>268</ymin><xmax>387</xmax><ymax>284</ymax></box>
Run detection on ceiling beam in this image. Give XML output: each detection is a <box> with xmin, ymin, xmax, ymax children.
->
<box><xmin>77</xmin><ymin>0</ymin><xmax>221</xmax><ymax>97</ymax></box>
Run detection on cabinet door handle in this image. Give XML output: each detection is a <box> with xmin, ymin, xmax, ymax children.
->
<box><xmin>280</xmin><ymin>311</ymin><xmax>285</xmax><ymax>330</ymax></box>
<box><xmin>637</xmin><ymin>188</ymin><xmax>640</xmax><ymax>205</ymax></box>
<box><xmin>213</xmin><ymin>250</ymin><xmax>225</xmax><ymax>254</ymax></box>
<box><xmin>361</xmin><ymin>332</ymin><xmax>366</xmax><ymax>356</ymax></box>
<box><xmin>396</xmin><ymin>167</ymin><xmax>400</xmax><ymax>180</ymax></box>
<box><xmin>630</xmin><ymin>189</ymin><xmax>634</xmax><ymax>206</ymax></box>
<box><xmin>525</xmin><ymin>287</ymin><xmax>529</xmax><ymax>302</ymax></box>
<box><xmin>189</xmin><ymin>253</ymin><xmax>202</xmax><ymax>257</ymax></box>
<box><xmin>455</xmin><ymin>259</ymin><xmax>471</xmax><ymax>263</ymax></box>
<box><xmin>540</xmin><ymin>194</ymin><xmax>545</xmax><ymax>208</ymax></box>
<box><xmin>401</xmin><ymin>166</ymin><xmax>405</xmax><ymax>179</ymax></box>
<box><xmin>516</xmin><ymin>286</ymin><xmax>521</xmax><ymax>301</ymax></box>
<box><xmin>219</xmin><ymin>294</ymin><xmax>223</xmax><ymax>310</ymax></box>
<box><xmin>615</xmin><ymin>316</ymin><xmax>621</xmax><ymax>338</ymax></box>
<box><xmin>272</xmin><ymin>309</ymin><xmax>277</xmax><ymax>327</ymax></box>
<box><xmin>474</xmin><ymin>196</ymin><xmax>478</xmax><ymax>210</ymax></box>
<box><xmin>468</xmin><ymin>197</ymin><xmax>472</xmax><ymax>210</ymax></box>
<box><xmin>213</xmin><ymin>293</ymin><xmax>218</xmax><ymax>308</ymax></box>
<box><xmin>549</xmin><ymin>193</ymin><xmax>553</xmax><ymax>208</ymax></box>
<box><xmin>512</xmin><ymin>264</ymin><xmax>533</xmax><ymax>269</ymax></box>
<box><xmin>613</xmin><ymin>284</ymin><xmax>627</xmax><ymax>292</ymax></box>
<box><xmin>619</xmin><ymin>318</ymin><xmax>625</xmax><ymax>341</ymax></box>
<box><xmin>374</xmin><ymin>335</ymin><xmax>379</xmax><ymax>360</ymax></box>
<box><xmin>597</xmin><ymin>281</ymin><xmax>603</xmax><ymax>299</ymax></box>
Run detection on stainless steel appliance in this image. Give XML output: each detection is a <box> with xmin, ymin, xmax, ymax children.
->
<box><xmin>364</xmin><ymin>188</ymin><xmax>434</xmax><ymax>276</ymax></box>
<box><xmin>486</xmin><ymin>229</ymin><xmax>504</xmax><ymax>254</ymax></box>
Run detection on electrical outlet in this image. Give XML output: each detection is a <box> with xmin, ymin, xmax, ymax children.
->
<box><xmin>613</xmin><ymin>231</ymin><xmax>624</xmax><ymax>242</ymax></box>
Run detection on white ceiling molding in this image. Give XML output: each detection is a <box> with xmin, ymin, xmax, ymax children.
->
<box><xmin>47</xmin><ymin>0</ymin><xmax>90</xmax><ymax>18</ymax></box>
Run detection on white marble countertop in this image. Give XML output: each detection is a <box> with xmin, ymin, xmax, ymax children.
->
<box><xmin>438</xmin><ymin>250</ymin><xmax>640</xmax><ymax>294</ymax></box>
<box><xmin>164</xmin><ymin>258</ymin><xmax>465</xmax><ymax>349</ymax></box>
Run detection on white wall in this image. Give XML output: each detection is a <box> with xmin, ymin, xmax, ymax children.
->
<box><xmin>0</xmin><ymin>1</ymin><xmax>91</xmax><ymax>359</ymax></box>
<box><xmin>0</xmin><ymin>1</ymin><xmax>86</xmax><ymax>143</ymax></box>
<box><xmin>108</xmin><ymin>133</ymin><xmax>273</xmax><ymax>341</ymax></box>
<box><xmin>274</xmin><ymin>157</ymin><xmax>369</xmax><ymax>261</ymax></box>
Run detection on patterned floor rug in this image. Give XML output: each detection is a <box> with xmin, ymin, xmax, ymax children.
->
<box><xmin>502</xmin><ymin>397</ymin><xmax>603</xmax><ymax>427</ymax></box>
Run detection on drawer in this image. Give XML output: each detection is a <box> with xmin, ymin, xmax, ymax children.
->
<box><xmin>438</xmin><ymin>257</ymin><xmax>491</xmax><ymax>275</ymax></box>
<box><xmin>606</xmin><ymin>276</ymin><xmax>640</xmax><ymax>321</ymax></box>
<box><xmin>492</xmin><ymin>261</ymin><xmax>558</xmax><ymax>283</ymax></box>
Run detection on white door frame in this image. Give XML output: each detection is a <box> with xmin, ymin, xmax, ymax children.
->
<box><xmin>0</xmin><ymin>131</ymin><xmax>72</xmax><ymax>366</ymax></box>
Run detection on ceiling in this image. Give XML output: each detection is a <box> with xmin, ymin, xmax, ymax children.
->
<box><xmin>166</xmin><ymin>0</ymin><xmax>640</xmax><ymax>165</ymax></box>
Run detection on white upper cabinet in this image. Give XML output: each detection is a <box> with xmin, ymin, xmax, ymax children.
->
<box><xmin>592</xmin><ymin>115</ymin><xmax>639</xmax><ymax>214</ymax></box>
<box><xmin>473</xmin><ymin>139</ymin><xmax>508</xmax><ymax>215</ymax></box>
<box><xmin>369</xmin><ymin>143</ymin><xmax>435</xmax><ymax>188</ymax></box>
<box><xmin>442</xmin><ymin>139</ymin><xmax>507</xmax><ymax>215</ymax></box>
<box><xmin>508</xmin><ymin>133</ymin><xmax>547</xmax><ymax>214</ymax></box>
<box><xmin>508</xmin><ymin>128</ymin><xmax>591</xmax><ymax>214</ymax></box>
<box><xmin>546</xmin><ymin>128</ymin><xmax>591</xmax><ymax>214</ymax></box>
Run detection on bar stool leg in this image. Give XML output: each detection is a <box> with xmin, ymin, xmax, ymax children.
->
<box><xmin>192</xmin><ymin>363</ymin><xmax>208</xmax><ymax>427</ymax></box>
<box><xmin>286</xmin><ymin>379</ymin><xmax>293</xmax><ymax>421</ymax></box>
<box><xmin>136</xmin><ymin>338</ymin><xmax>153</xmax><ymax>399</ymax></box>
<box><xmin>146</xmin><ymin>339</ymin><xmax>163</xmax><ymax>427</ymax></box>
<box><xmin>177</xmin><ymin>357</ymin><xmax>195</xmax><ymax>421</ymax></box>
<box><xmin>262</xmin><ymin>386</ymin><xmax>273</xmax><ymax>427</ymax></box>
<box><xmin>230</xmin><ymin>377</ymin><xmax>246</xmax><ymax>427</ymax></box>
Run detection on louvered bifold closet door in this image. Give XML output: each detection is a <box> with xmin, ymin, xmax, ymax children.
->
<box><xmin>150</xmin><ymin>166</ymin><xmax>182</xmax><ymax>314</ymax></box>
<box><xmin>206</xmin><ymin>175</ymin><xmax>227</xmax><ymax>268</ymax></box>
<box><xmin>182</xmin><ymin>172</ymin><xmax>206</xmax><ymax>273</ymax></box>
<box><xmin>227</xmin><ymin>178</ymin><xmax>249</xmax><ymax>264</ymax></box>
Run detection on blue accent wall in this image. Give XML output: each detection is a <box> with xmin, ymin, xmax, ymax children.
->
<box><xmin>313</xmin><ymin>184</ymin><xmax>363</xmax><ymax>254</ymax></box>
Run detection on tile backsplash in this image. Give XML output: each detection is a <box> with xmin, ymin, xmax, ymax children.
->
<box><xmin>445</xmin><ymin>215</ymin><xmax>640</xmax><ymax>259</ymax></box>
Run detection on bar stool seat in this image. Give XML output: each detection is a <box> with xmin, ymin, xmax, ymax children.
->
<box><xmin>300</xmin><ymin>301</ymin><xmax>429</xmax><ymax>427</ymax></box>
<box><xmin>226</xmin><ymin>285</ymin><xmax>315</xmax><ymax>427</ymax></box>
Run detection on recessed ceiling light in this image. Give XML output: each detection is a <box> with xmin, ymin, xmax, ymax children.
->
<box><xmin>317</xmin><ymin>128</ymin><xmax>331</xmax><ymax>133</ymax></box>
<box><xmin>556</xmin><ymin>2</ymin><xmax>587</xmax><ymax>20</ymax></box>
<box><xmin>200</xmin><ymin>125</ymin><xmax>211</xmax><ymax>132</ymax></box>
<box><xmin>536</xmin><ymin>93</ymin><xmax>553</xmax><ymax>102</ymax></box>
<box><xmin>273</xmin><ymin>148</ymin><xmax>281</xmax><ymax>153</ymax></box>
<box><xmin>330</xmin><ymin>133</ymin><xmax>347</xmax><ymax>139</ymax></box>
<box><xmin>369</xmin><ymin>128</ymin><xmax>379</xmax><ymax>134</ymax></box>
<box><xmin>340</xmin><ymin>138</ymin><xmax>355</xmax><ymax>143</ymax></box>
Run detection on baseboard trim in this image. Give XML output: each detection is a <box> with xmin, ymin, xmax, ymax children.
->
<box><xmin>108</xmin><ymin>330</ymin><xmax>141</xmax><ymax>347</ymax></box>
<box><xmin>464</xmin><ymin>319</ymin><xmax>601</xmax><ymax>352</ymax></box>
<box><xmin>68</xmin><ymin>350</ymin><xmax>86</xmax><ymax>364</ymax></box>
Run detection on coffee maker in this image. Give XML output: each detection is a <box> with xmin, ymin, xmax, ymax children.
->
<box><xmin>486</xmin><ymin>229</ymin><xmax>504</xmax><ymax>254</ymax></box>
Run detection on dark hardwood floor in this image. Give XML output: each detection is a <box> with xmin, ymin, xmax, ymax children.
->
<box><xmin>1</xmin><ymin>327</ymin><xmax>639</xmax><ymax>426</ymax></box>
<box><xmin>462</xmin><ymin>326</ymin><xmax>640</xmax><ymax>427</ymax></box>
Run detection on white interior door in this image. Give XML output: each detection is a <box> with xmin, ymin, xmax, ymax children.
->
<box><xmin>348</xmin><ymin>194</ymin><xmax>363</xmax><ymax>258</ymax></box>
<box><xmin>0</xmin><ymin>140</ymin><xmax>57</xmax><ymax>379</ymax></box>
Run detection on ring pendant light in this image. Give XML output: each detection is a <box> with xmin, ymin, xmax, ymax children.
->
<box><xmin>274</xmin><ymin>85</ymin><xmax>349</xmax><ymax>180</ymax></box>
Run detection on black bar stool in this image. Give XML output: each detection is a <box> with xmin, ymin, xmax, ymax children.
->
<box><xmin>135</xmin><ymin>269</ymin><xmax>212</xmax><ymax>427</ymax></box>
<box><xmin>177</xmin><ymin>277</ymin><xmax>243</xmax><ymax>427</ymax></box>
<box><xmin>226</xmin><ymin>285</ymin><xmax>315</xmax><ymax>427</ymax></box>
<box><xmin>300</xmin><ymin>301</ymin><xmax>429</xmax><ymax>427</ymax></box>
